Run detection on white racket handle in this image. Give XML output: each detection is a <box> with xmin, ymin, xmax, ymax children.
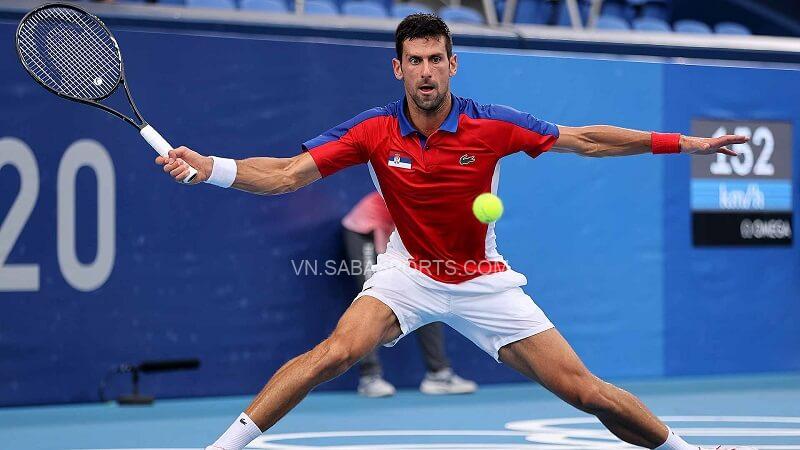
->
<box><xmin>140</xmin><ymin>125</ymin><xmax>198</xmax><ymax>184</ymax></box>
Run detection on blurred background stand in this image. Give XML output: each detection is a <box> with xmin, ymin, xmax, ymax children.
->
<box><xmin>99</xmin><ymin>359</ymin><xmax>201</xmax><ymax>406</ymax></box>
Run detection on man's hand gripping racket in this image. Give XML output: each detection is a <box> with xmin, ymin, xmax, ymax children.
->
<box><xmin>157</xmin><ymin>147</ymin><xmax>212</xmax><ymax>184</ymax></box>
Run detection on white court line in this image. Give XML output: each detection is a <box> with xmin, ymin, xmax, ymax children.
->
<box><xmin>78</xmin><ymin>415</ymin><xmax>800</xmax><ymax>450</ymax></box>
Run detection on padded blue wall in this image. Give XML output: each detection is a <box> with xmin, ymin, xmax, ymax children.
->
<box><xmin>1</xmin><ymin>21</ymin><xmax>797</xmax><ymax>406</ymax></box>
<box><xmin>662</xmin><ymin>64</ymin><xmax>800</xmax><ymax>375</ymax></box>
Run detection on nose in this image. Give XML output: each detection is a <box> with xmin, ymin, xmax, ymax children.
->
<box><xmin>420</xmin><ymin>60</ymin><xmax>433</xmax><ymax>78</ymax></box>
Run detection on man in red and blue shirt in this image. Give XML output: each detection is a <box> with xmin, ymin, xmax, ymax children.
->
<box><xmin>158</xmin><ymin>13</ymin><xmax>750</xmax><ymax>450</ymax></box>
<box><xmin>306</xmin><ymin>92</ymin><xmax>558</xmax><ymax>284</ymax></box>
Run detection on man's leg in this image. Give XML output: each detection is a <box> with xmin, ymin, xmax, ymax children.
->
<box><xmin>498</xmin><ymin>328</ymin><xmax>679</xmax><ymax>449</ymax></box>
<box><xmin>208</xmin><ymin>295</ymin><xmax>401</xmax><ymax>450</ymax></box>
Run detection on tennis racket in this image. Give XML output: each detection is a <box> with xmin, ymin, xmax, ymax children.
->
<box><xmin>15</xmin><ymin>2</ymin><xmax>197</xmax><ymax>183</ymax></box>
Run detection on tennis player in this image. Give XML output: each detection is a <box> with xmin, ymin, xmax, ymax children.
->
<box><xmin>158</xmin><ymin>14</ymin><xmax>751</xmax><ymax>450</ymax></box>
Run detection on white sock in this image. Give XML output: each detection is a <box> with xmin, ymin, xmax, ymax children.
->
<box><xmin>654</xmin><ymin>427</ymin><xmax>699</xmax><ymax>450</ymax></box>
<box><xmin>206</xmin><ymin>412</ymin><xmax>262</xmax><ymax>450</ymax></box>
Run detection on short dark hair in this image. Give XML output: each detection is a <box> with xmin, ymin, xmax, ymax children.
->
<box><xmin>395</xmin><ymin>13</ymin><xmax>453</xmax><ymax>61</ymax></box>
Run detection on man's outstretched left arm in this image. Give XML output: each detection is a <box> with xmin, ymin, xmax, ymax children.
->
<box><xmin>553</xmin><ymin>125</ymin><xmax>747</xmax><ymax>157</ymax></box>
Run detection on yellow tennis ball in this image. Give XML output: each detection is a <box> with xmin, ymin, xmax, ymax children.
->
<box><xmin>472</xmin><ymin>193</ymin><xmax>504</xmax><ymax>224</ymax></box>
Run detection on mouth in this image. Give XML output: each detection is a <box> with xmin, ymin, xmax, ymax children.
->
<box><xmin>418</xmin><ymin>84</ymin><xmax>436</xmax><ymax>95</ymax></box>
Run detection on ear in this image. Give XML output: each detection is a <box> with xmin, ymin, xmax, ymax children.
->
<box><xmin>392</xmin><ymin>58</ymin><xmax>403</xmax><ymax>80</ymax></box>
<box><xmin>449</xmin><ymin>53</ymin><xmax>458</xmax><ymax>77</ymax></box>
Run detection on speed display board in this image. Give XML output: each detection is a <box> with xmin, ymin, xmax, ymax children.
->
<box><xmin>691</xmin><ymin>119</ymin><xmax>793</xmax><ymax>246</ymax></box>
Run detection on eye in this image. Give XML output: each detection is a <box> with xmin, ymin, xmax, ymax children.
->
<box><xmin>432</xmin><ymin>56</ymin><xmax>442</xmax><ymax>63</ymax></box>
<box><xmin>409</xmin><ymin>57</ymin><xmax>421</xmax><ymax>64</ymax></box>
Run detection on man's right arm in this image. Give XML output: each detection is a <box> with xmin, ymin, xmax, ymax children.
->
<box><xmin>156</xmin><ymin>147</ymin><xmax>322</xmax><ymax>195</ymax></box>
<box><xmin>159</xmin><ymin>108</ymin><xmax>376</xmax><ymax>192</ymax></box>
<box><xmin>232</xmin><ymin>153</ymin><xmax>321</xmax><ymax>194</ymax></box>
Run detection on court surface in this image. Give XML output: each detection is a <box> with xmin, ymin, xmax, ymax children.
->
<box><xmin>1</xmin><ymin>373</ymin><xmax>799</xmax><ymax>450</ymax></box>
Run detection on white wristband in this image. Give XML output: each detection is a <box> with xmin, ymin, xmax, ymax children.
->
<box><xmin>205</xmin><ymin>156</ymin><xmax>237</xmax><ymax>188</ymax></box>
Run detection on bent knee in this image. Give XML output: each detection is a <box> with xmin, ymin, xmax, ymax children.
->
<box><xmin>313</xmin><ymin>338</ymin><xmax>362</xmax><ymax>374</ymax></box>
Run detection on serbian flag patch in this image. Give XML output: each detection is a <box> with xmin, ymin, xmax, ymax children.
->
<box><xmin>388</xmin><ymin>153</ymin><xmax>412</xmax><ymax>169</ymax></box>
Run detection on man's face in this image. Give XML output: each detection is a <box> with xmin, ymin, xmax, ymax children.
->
<box><xmin>392</xmin><ymin>36</ymin><xmax>457</xmax><ymax>112</ymax></box>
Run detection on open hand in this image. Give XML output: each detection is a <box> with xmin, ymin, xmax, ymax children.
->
<box><xmin>681</xmin><ymin>134</ymin><xmax>748</xmax><ymax>156</ymax></box>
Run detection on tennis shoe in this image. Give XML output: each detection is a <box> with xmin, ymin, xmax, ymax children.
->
<box><xmin>420</xmin><ymin>368</ymin><xmax>478</xmax><ymax>395</ymax></box>
<box><xmin>357</xmin><ymin>375</ymin><xmax>396</xmax><ymax>398</ymax></box>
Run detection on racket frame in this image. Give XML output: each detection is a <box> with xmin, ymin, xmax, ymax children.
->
<box><xmin>15</xmin><ymin>2</ymin><xmax>197</xmax><ymax>183</ymax></box>
<box><xmin>15</xmin><ymin>3</ymin><xmax>144</xmax><ymax>128</ymax></box>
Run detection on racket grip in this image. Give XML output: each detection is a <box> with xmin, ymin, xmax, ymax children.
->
<box><xmin>140</xmin><ymin>125</ymin><xmax>198</xmax><ymax>184</ymax></box>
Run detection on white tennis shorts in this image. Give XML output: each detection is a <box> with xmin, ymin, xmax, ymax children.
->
<box><xmin>354</xmin><ymin>254</ymin><xmax>554</xmax><ymax>362</ymax></box>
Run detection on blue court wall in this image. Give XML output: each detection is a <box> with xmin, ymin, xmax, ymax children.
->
<box><xmin>661</xmin><ymin>65</ymin><xmax>800</xmax><ymax>375</ymax></box>
<box><xmin>0</xmin><ymin>22</ymin><xmax>798</xmax><ymax>406</ymax></box>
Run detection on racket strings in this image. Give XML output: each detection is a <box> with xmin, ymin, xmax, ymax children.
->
<box><xmin>18</xmin><ymin>6</ymin><xmax>121</xmax><ymax>100</ymax></box>
<box><xmin>44</xmin><ymin>22</ymin><xmax>109</xmax><ymax>94</ymax></box>
<box><xmin>21</xmin><ymin>20</ymin><xmax>100</xmax><ymax>95</ymax></box>
<box><xmin>17</xmin><ymin>22</ymin><xmax>59</xmax><ymax>88</ymax></box>
<box><xmin>40</xmin><ymin>9</ymin><xmax>119</xmax><ymax>97</ymax></box>
<box><xmin>36</xmin><ymin>9</ymin><xmax>119</xmax><ymax>97</ymax></box>
<box><xmin>21</xmin><ymin>14</ymin><xmax>116</xmax><ymax>100</ymax></box>
<box><xmin>27</xmin><ymin>21</ymin><xmax>93</xmax><ymax>93</ymax></box>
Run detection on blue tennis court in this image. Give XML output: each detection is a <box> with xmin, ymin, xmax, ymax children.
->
<box><xmin>2</xmin><ymin>2</ymin><xmax>800</xmax><ymax>450</ymax></box>
<box><xmin>3</xmin><ymin>374</ymin><xmax>799</xmax><ymax>449</ymax></box>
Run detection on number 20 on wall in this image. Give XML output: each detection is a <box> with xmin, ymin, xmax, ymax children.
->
<box><xmin>0</xmin><ymin>137</ymin><xmax>115</xmax><ymax>293</ymax></box>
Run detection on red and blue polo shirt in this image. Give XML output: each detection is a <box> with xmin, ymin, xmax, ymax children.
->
<box><xmin>304</xmin><ymin>94</ymin><xmax>559</xmax><ymax>284</ymax></box>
